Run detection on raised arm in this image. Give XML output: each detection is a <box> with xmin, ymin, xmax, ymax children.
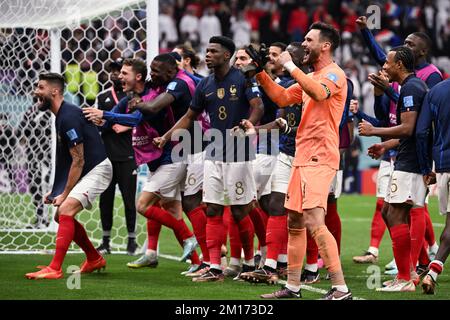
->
<box><xmin>356</xmin><ymin>16</ymin><xmax>387</xmax><ymax>66</ymax></box>
<box><xmin>256</xmin><ymin>71</ymin><xmax>303</xmax><ymax>107</ymax></box>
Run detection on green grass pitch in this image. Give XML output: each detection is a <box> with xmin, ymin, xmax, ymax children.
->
<box><xmin>1</xmin><ymin>195</ymin><xmax>449</xmax><ymax>300</ymax></box>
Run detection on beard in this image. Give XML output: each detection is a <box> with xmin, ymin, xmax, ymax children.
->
<box><xmin>303</xmin><ymin>49</ymin><xmax>320</xmax><ymax>66</ymax></box>
<box><xmin>36</xmin><ymin>96</ymin><xmax>51</xmax><ymax>111</ymax></box>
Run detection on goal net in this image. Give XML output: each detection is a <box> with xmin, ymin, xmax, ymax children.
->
<box><xmin>0</xmin><ymin>0</ymin><xmax>157</xmax><ymax>253</ymax></box>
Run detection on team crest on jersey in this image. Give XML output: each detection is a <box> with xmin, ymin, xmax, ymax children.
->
<box><xmin>229</xmin><ymin>85</ymin><xmax>238</xmax><ymax>101</ymax></box>
<box><xmin>217</xmin><ymin>88</ymin><xmax>225</xmax><ymax>99</ymax></box>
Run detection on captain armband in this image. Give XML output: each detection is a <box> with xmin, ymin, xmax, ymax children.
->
<box><xmin>321</xmin><ymin>84</ymin><xmax>331</xmax><ymax>99</ymax></box>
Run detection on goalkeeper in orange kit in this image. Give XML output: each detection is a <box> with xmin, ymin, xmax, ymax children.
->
<box><xmin>241</xmin><ymin>22</ymin><xmax>352</xmax><ymax>300</ymax></box>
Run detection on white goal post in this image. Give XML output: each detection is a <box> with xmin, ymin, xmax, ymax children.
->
<box><xmin>0</xmin><ymin>0</ymin><xmax>159</xmax><ymax>253</ymax></box>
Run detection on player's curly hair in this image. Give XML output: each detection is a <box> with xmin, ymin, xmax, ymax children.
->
<box><xmin>390</xmin><ymin>46</ymin><xmax>415</xmax><ymax>73</ymax></box>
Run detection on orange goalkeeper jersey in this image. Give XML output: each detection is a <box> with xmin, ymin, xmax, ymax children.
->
<box><xmin>256</xmin><ymin>62</ymin><xmax>347</xmax><ymax>170</ymax></box>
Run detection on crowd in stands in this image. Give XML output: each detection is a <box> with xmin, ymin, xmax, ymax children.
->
<box><xmin>158</xmin><ymin>0</ymin><xmax>450</xmax><ymax>116</ymax></box>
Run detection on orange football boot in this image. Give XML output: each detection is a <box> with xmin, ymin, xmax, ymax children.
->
<box><xmin>78</xmin><ymin>256</ymin><xmax>106</xmax><ymax>273</ymax></box>
<box><xmin>25</xmin><ymin>266</ymin><xmax>63</xmax><ymax>280</ymax></box>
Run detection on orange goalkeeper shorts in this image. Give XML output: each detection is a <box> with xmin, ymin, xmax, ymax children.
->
<box><xmin>284</xmin><ymin>165</ymin><xmax>336</xmax><ymax>213</ymax></box>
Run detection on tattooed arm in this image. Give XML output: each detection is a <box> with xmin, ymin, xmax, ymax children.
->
<box><xmin>52</xmin><ymin>143</ymin><xmax>85</xmax><ymax>206</ymax></box>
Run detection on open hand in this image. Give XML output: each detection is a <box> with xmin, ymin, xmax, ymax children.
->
<box><xmin>368</xmin><ymin>71</ymin><xmax>389</xmax><ymax>93</ymax></box>
<box><xmin>83</xmin><ymin>107</ymin><xmax>104</xmax><ymax>122</ymax></box>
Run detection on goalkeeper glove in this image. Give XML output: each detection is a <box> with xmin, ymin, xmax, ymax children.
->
<box><xmin>241</xmin><ymin>43</ymin><xmax>269</xmax><ymax>78</ymax></box>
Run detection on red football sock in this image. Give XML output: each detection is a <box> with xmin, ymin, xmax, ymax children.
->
<box><xmin>249</xmin><ymin>207</ymin><xmax>267</xmax><ymax>246</ymax></box>
<box><xmin>325</xmin><ymin>201</ymin><xmax>341</xmax><ymax>254</ymax></box>
<box><xmin>279</xmin><ymin>211</ymin><xmax>288</xmax><ymax>257</ymax></box>
<box><xmin>424</xmin><ymin>204</ymin><xmax>436</xmax><ymax>246</ymax></box>
<box><xmin>146</xmin><ymin>219</ymin><xmax>161</xmax><ymax>251</ymax></box>
<box><xmin>266</xmin><ymin>215</ymin><xmax>287</xmax><ymax>261</ymax></box>
<box><xmin>370</xmin><ymin>198</ymin><xmax>387</xmax><ymax>248</ymax></box>
<box><xmin>409</xmin><ymin>207</ymin><xmax>426</xmax><ymax>267</ymax></box>
<box><xmin>49</xmin><ymin>215</ymin><xmax>75</xmax><ymax>270</ymax></box>
<box><xmin>206</xmin><ymin>215</ymin><xmax>225</xmax><ymax>266</ymax></box>
<box><xmin>228</xmin><ymin>216</ymin><xmax>242</xmax><ymax>260</ymax></box>
<box><xmin>186</xmin><ymin>206</ymin><xmax>209</xmax><ymax>262</ymax></box>
<box><xmin>419</xmin><ymin>242</ymin><xmax>431</xmax><ymax>266</ymax></box>
<box><xmin>73</xmin><ymin>219</ymin><xmax>101</xmax><ymax>261</ymax></box>
<box><xmin>429</xmin><ymin>260</ymin><xmax>444</xmax><ymax>274</ymax></box>
<box><xmin>223</xmin><ymin>207</ymin><xmax>231</xmax><ymax>246</ymax></box>
<box><xmin>144</xmin><ymin>205</ymin><xmax>192</xmax><ymax>240</ymax></box>
<box><xmin>389</xmin><ymin>224</ymin><xmax>411</xmax><ymax>281</ymax></box>
<box><xmin>237</xmin><ymin>215</ymin><xmax>255</xmax><ymax>262</ymax></box>
<box><xmin>306</xmin><ymin>229</ymin><xmax>319</xmax><ymax>264</ymax></box>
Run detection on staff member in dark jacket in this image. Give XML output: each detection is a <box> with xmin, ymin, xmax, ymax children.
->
<box><xmin>96</xmin><ymin>58</ymin><xmax>138</xmax><ymax>255</ymax></box>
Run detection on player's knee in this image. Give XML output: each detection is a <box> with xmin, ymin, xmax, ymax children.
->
<box><xmin>136</xmin><ymin>200</ymin><xmax>149</xmax><ymax>215</ymax></box>
<box><xmin>230</xmin><ymin>204</ymin><xmax>250</xmax><ymax>222</ymax></box>
<box><xmin>269</xmin><ymin>199</ymin><xmax>284</xmax><ymax>216</ymax></box>
<box><xmin>182</xmin><ymin>193</ymin><xmax>201</xmax><ymax>213</ymax></box>
<box><xmin>206</xmin><ymin>204</ymin><xmax>223</xmax><ymax>217</ymax></box>
<box><xmin>57</xmin><ymin>201</ymin><xmax>80</xmax><ymax>217</ymax></box>
<box><xmin>259</xmin><ymin>195</ymin><xmax>271</xmax><ymax>213</ymax></box>
<box><xmin>288</xmin><ymin>211</ymin><xmax>303</xmax><ymax>229</ymax></box>
<box><xmin>268</xmin><ymin>193</ymin><xmax>287</xmax><ymax>216</ymax></box>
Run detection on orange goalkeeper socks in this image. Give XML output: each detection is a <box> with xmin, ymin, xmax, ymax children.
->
<box><xmin>286</xmin><ymin>227</ymin><xmax>306</xmax><ymax>291</ymax></box>
<box><xmin>311</xmin><ymin>225</ymin><xmax>345</xmax><ymax>286</ymax></box>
